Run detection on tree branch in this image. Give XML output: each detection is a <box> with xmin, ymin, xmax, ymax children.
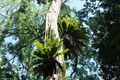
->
<box><xmin>70</xmin><ymin>54</ymin><xmax>78</xmax><ymax>77</ymax></box>
<box><xmin>8</xmin><ymin>54</ymin><xmax>17</xmax><ymax>62</ymax></box>
<box><xmin>0</xmin><ymin>13</ymin><xmax>8</xmax><ymax>19</ymax></box>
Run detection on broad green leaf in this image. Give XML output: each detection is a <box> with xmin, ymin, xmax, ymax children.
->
<box><xmin>34</xmin><ymin>40</ymin><xmax>44</xmax><ymax>54</ymax></box>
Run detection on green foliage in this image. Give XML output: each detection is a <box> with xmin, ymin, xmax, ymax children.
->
<box><xmin>58</xmin><ymin>16</ymin><xmax>88</xmax><ymax>59</ymax></box>
<box><xmin>31</xmin><ymin>38</ymin><xmax>68</xmax><ymax>78</ymax></box>
<box><xmin>0</xmin><ymin>0</ymin><xmax>46</xmax><ymax>79</ymax></box>
<box><xmin>58</xmin><ymin>16</ymin><xmax>88</xmax><ymax>77</ymax></box>
<box><xmin>85</xmin><ymin>0</ymin><xmax>120</xmax><ymax>79</ymax></box>
<box><xmin>0</xmin><ymin>0</ymin><xmax>99</xmax><ymax>79</ymax></box>
<box><xmin>60</xmin><ymin>4</ymin><xmax>71</xmax><ymax>17</ymax></box>
<box><xmin>0</xmin><ymin>56</ymin><xmax>19</xmax><ymax>79</ymax></box>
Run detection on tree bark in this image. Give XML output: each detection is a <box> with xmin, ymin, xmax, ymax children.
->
<box><xmin>45</xmin><ymin>0</ymin><xmax>65</xmax><ymax>80</ymax></box>
<box><xmin>45</xmin><ymin>0</ymin><xmax>61</xmax><ymax>39</ymax></box>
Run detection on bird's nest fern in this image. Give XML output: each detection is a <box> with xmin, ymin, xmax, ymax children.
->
<box><xmin>58</xmin><ymin>16</ymin><xmax>88</xmax><ymax>76</ymax></box>
<box><xmin>31</xmin><ymin>38</ymin><xmax>68</xmax><ymax>78</ymax></box>
<box><xmin>58</xmin><ymin>16</ymin><xmax>88</xmax><ymax>59</ymax></box>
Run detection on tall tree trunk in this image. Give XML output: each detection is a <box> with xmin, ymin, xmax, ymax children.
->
<box><xmin>45</xmin><ymin>0</ymin><xmax>65</xmax><ymax>80</ymax></box>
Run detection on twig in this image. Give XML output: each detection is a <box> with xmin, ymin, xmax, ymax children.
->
<box><xmin>0</xmin><ymin>13</ymin><xmax>8</xmax><ymax>19</ymax></box>
<box><xmin>8</xmin><ymin>54</ymin><xmax>17</xmax><ymax>62</ymax></box>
